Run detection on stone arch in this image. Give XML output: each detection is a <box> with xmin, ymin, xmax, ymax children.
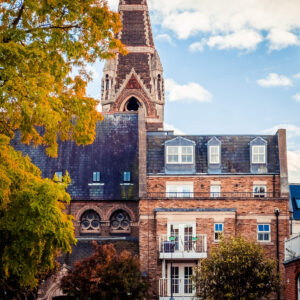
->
<box><xmin>105</xmin><ymin>205</ymin><xmax>136</xmax><ymax>222</ymax></box>
<box><xmin>115</xmin><ymin>89</ymin><xmax>157</xmax><ymax>118</ymax></box>
<box><xmin>75</xmin><ymin>205</ymin><xmax>104</xmax><ymax>222</ymax></box>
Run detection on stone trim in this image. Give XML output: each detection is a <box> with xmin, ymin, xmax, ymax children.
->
<box><xmin>119</xmin><ymin>4</ymin><xmax>148</xmax><ymax>11</ymax></box>
<box><xmin>126</xmin><ymin>46</ymin><xmax>155</xmax><ymax>54</ymax></box>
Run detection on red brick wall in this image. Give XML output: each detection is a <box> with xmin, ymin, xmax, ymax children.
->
<box><xmin>285</xmin><ymin>259</ymin><xmax>300</xmax><ymax>300</ymax></box>
<box><xmin>69</xmin><ymin>201</ymin><xmax>139</xmax><ymax>238</ymax></box>
<box><xmin>140</xmin><ymin>175</ymin><xmax>289</xmax><ymax>299</ymax></box>
<box><xmin>147</xmin><ymin>175</ymin><xmax>281</xmax><ymax>196</ymax></box>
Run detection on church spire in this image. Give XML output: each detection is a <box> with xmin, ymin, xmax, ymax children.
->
<box><xmin>101</xmin><ymin>0</ymin><xmax>164</xmax><ymax>131</ymax></box>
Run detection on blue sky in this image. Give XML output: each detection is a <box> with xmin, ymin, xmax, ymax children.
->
<box><xmin>86</xmin><ymin>0</ymin><xmax>300</xmax><ymax>182</ymax></box>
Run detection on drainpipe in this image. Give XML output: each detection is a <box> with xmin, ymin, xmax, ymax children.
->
<box><xmin>275</xmin><ymin>208</ymin><xmax>280</xmax><ymax>300</ymax></box>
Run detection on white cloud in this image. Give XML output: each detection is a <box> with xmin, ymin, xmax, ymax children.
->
<box><xmin>263</xmin><ymin>124</ymin><xmax>300</xmax><ymax>138</ymax></box>
<box><xmin>288</xmin><ymin>150</ymin><xmax>300</xmax><ymax>183</ymax></box>
<box><xmin>107</xmin><ymin>0</ymin><xmax>119</xmax><ymax>10</ymax></box>
<box><xmin>165</xmin><ymin>78</ymin><xmax>212</xmax><ymax>103</ymax></box>
<box><xmin>156</xmin><ymin>34</ymin><xmax>173</xmax><ymax>44</ymax></box>
<box><xmin>257</xmin><ymin>73</ymin><xmax>293</xmax><ymax>87</ymax></box>
<box><xmin>204</xmin><ymin>30</ymin><xmax>263</xmax><ymax>51</ymax></box>
<box><xmin>267</xmin><ymin>29</ymin><xmax>300</xmax><ymax>51</ymax></box>
<box><xmin>149</xmin><ymin>0</ymin><xmax>300</xmax><ymax>51</ymax></box>
<box><xmin>189</xmin><ymin>42</ymin><xmax>205</xmax><ymax>52</ymax></box>
<box><xmin>293</xmin><ymin>93</ymin><xmax>300</xmax><ymax>102</ymax></box>
<box><xmin>164</xmin><ymin>123</ymin><xmax>186</xmax><ymax>135</ymax></box>
<box><xmin>294</xmin><ymin>73</ymin><xmax>300</xmax><ymax>79</ymax></box>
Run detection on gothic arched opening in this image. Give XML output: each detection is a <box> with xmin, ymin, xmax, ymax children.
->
<box><xmin>110</xmin><ymin>210</ymin><xmax>131</xmax><ymax>234</ymax></box>
<box><xmin>125</xmin><ymin>97</ymin><xmax>140</xmax><ymax>111</ymax></box>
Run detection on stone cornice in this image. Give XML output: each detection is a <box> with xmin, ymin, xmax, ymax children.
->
<box><xmin>119</xmin><ymin>4</ymin><xmax>148</xmax><ymax>11</ymax></box>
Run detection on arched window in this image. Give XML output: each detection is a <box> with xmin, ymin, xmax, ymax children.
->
<box><xmin>80</xmin><ymin>210</ymin><xmax>101</xmax><ymax>234</ymax></box>
<box><xmin>125</xmin><ymin>97</ymin><xmax>140</xmax><ymax>111</ymax></box>
<box><xmin>110</xmin><ymin>210</ymin><xmax>131</xmax><ymax>233</ymax></box>
<box><xmin>157</xmin><ymin>74</ymin><xmax>161</xmax><ymax>91</ymax></box>
<box><xmin>105</xmin><ymin>74</ymin><xmax>109</xmax><ymax>91</ymax></box>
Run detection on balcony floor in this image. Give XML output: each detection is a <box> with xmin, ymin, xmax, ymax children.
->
<box><xmin>159</xmin><ymin>252</ymin><xmax>207</xmax><ymax>260</ymax></box>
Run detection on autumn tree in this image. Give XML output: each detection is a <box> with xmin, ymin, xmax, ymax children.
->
<box><xmin>61</xmin><ymin>243</ymin><xmax>149</xmax><ymax>300</ymax></box>
<box><xmin>0</xmin><ymin>0</ymin><xmax>126</xmax><ymax>296</ymax></box>
<box><xmin>193</xmin><ymin>237</ymin><xmax>280</xmax><ymax>300</ymax></box>
<box><xmin>0</xmin><ymin>135</ymin><xmax>75</xmax><ymax>298</ymax></box>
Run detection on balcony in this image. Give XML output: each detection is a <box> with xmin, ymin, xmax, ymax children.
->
<box><xmin>159</xmin><ymin>278</ymin><xmax>195</xmax><ymax>300</ymax></box>
<box><xmin>159</xmin><ymin>235</ymin><xmax>207</xmax><ymax>260</ymax></box>
<box><xmin>148</xmin><ymin>191</ymin><xmax>281</xmax><ymax>200</ymax></box>
<box><xmin>285</xmin><ymin>233</ymin><xmax>300</xmax><ymax>261</ymax></box>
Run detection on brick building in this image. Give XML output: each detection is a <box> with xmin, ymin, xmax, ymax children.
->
<box><xmin>13</xmin><ymin>0</ymin><xmax>291</xmax><ymax>299</ymax></box>
<box><xmin>284</xmin><ymin>185</ymin><xmax>300</xmax><ymax>300</ymax></box>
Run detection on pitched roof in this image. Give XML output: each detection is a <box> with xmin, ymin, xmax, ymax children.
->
<box><xmin>147</xmin><ymin>134</ymin><xmax>280</xmax><ymax>174</ymax></box>
<box><xmin>12</xmin><ymin>114</ymin><xmax>139</xmax><ymax>201</ymax></box>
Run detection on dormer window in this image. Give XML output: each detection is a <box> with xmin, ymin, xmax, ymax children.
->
<box><xmin>209</xmin><ymin>145</ymin><xmax>220</xmax><ymax>164</ymax></box>
<box><xmin>252</xmin><ymin>145</ymin><xmax>266</xmax><ymax>164</ymax></box>
<box><xmin>166</xmin><ymin>146</ymin><xmax>193</xmax><ymax>164</ymax></box>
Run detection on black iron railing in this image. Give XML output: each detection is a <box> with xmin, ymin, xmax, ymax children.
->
<box><xmin>147</xmin><ymin>191</ymin><xmax>282</xmax><ymax>199</ymax></box>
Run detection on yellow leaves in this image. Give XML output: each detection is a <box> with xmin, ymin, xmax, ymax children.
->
<box><xmin>0</xmin><ymin>0</ymin><xmax>127</xmax><ymax>157</ymax></box>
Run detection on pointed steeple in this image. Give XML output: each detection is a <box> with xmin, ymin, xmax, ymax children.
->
<box><xmin>101</xmin><ymin>0</ymin><xmax>164</xmax><ymax>131</ymax></box>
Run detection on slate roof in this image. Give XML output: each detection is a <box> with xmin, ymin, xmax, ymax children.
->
<box><xmin>147</xmin><ymin>133</ymin><xmax>280</xmax><ymax>174</ymax></box>
<box><xmin>12</xmin><ymin>114</ymin><xmax>139</xmax><ymax>201</ymax></box>
<box><xmin>59</xmin><ymin>238</ymin><xmax>139</xmax><ymax>268</ymax></box>
<box><xmin>290</xmin><ymin>185</ymin><xmax>300</xmax><ymax>220</ymax></box>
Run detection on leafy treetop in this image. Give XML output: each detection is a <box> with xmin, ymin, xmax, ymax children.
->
<box><xmin>61</xmin><ymin>243</ymin><xmax>149</xmax><ymax>300</ymax></box>
<box><xmin>0</xmin><ymin>0</ymin><xmax>127</xmax><ymax>156</ymax></box>
<box><xmin>0</xmin><ymin>135</ymin><xmax>76</xmax><ymax>294</ymax></box>
<box><xmin>193</xmin><ymin>236</ymin><xmax>281</xmax><ymax>300</ymax></box>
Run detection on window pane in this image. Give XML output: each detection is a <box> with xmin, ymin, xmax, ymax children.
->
<box><xmin>258</xmin><ymin>233</ymin><xmax>264</xmax><ymax>240</ymax></box>
<box><xmin>209</xmin><ymin>146</ymin><xmax>220</xmax><ymax>164</ymax></box>
<box><xmin>296</xmin><ymin>199</ymin><xmax>300</xmax><ymax>209</ymax></box>
<box><xmin>123</xmin><ymin>172</ymin><xmax>131</xmax><ymax>182</ymax></box>
<box><xmin>264</xmin><ymin>224</ymin><xmax>270</xmax><ymax>231</ymax></box>
<box><xmin>93</xmin><ymin>172</ymin><xmax>100</xmax><ymax>182</ymax></box>
<box><xmin>258</xmin><ymin>225</ymin><xmax>264</xmax><ymax>231</ymax></box>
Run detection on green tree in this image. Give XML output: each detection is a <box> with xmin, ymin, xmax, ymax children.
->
<box><xmin>0</xmin><ymin>135</ymin><xmax>75</xmax><ymax>297</ymax></box>
<box><xmin>194</xmin><ymin>237</ymin><xmax>280</xmax><ymax>300</ymax></box>
<box><xmin>0</xmin><ymin>0</ymin><xmax>126</xmax><ymax>156</ymax></box>
<box><xmin>0</xmin><ymin>0</ymin><xmax>126</xmax><ymax>296</ymax></box>
<box><xmin>61</xmin><ymin>243</ymin><xmax>149</xmax><ymax>300</ymax></box>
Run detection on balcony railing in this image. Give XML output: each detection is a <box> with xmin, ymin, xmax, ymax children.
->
<box><xmin>159</xmin><ymin>235</ymin><xmax>207</xmax><ymax>259</ymax></box>
<box><xmin>285</xmin><ymin>233</ymin><xmax>300</xmax><ymax>261</ymax></box>
<box><xmin>148</xmin><ymin>191</ymin><xmax>281</xmax><ymax>199</ymax></box>
<box><xmin>159</xmin><ymin>278</ymin><xmax>195</xmax><ymax>300</ymax></box>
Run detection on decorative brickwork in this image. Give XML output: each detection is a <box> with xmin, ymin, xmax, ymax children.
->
<box><xmin>101</xmin><ymin>0</ymin><xmax>164</xmax><ymax>130</ymax></box>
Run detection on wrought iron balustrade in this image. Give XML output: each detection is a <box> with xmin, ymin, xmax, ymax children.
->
<box><xmin>148</xmin><ymin>191</ymin><xmax>281</xmax><ymax>199</ymax></box>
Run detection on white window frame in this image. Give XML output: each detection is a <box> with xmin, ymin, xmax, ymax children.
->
<box><xmin>167</xmin><ymin>263</ymin><xmax>196</xmax><ymax>296</ymax></box>
<box><xmin>253</xmin><ymin>185</ymin><xmax>267</xmax><ymax>198</ymax></box>
<box><xmin>166</xmin><ymin>182</ymin><xmax>194</xmax><ymax>198</ymax></box>
<box><xmin>210</xmin><ymin>185</ymin><xmax>221</xmax><ymax>198</ymax></box>
<box><xmin>252</xmin><ymin>145</ymin><xmax>266</xmax><ymax>164</ymax></box>
<box><xmin>167</xmin><ymin>223</ymin><xmax>196</xmax><ymax>252</ymax></box>
<box><xmin>209</xmin><ymin>145</ymin><xmax>220</xmax><ymax>164</ymax></box>
<box><xmin>166</xmin><ymin>146</ymin><xmax>194</xmax><ymax>164</ymax></box>
<box><xmin>257</xmin><ymin>224</ymin><xmax>271</xmax><ymax>242</ymax></box>
<box><xmin>214</xmin><ymin>223</ymin><xmax>224</xmax><ymax>242</ymax></box>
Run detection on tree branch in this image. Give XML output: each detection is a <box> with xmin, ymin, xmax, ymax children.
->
<box><xmin>12</xmin><ymin>4</ymin><xmax>25</xmax><ymax>28</ymax></box>
<box><xmin>25</xmin><ymin>23</ymin><xmax>81</xmax><ymax>34</ymax></box>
